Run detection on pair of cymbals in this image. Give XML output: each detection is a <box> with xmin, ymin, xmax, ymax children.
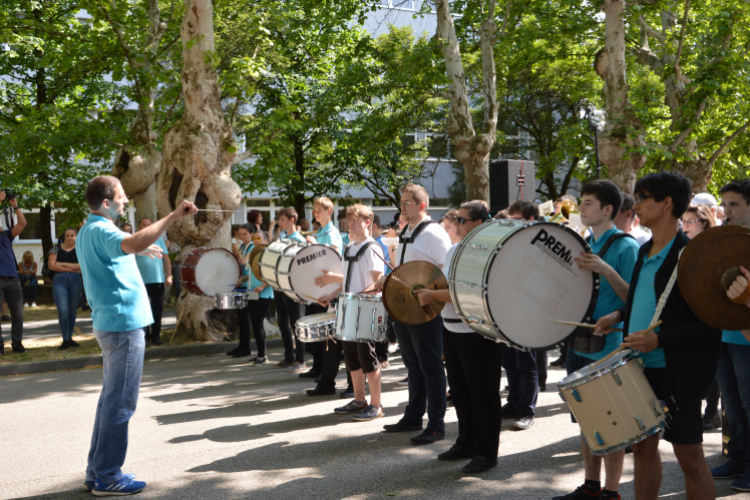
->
<box><xmin>678</xmin><ymin>225</ymin><xmax>750</xmax><ymax>330</ymax></box>
<box><xmin>383</xmin><ymin>261</ymin><xmax>448</xmax><ymax>325</ymax></box>
<box><xmin>249</xmin><ymin>244</ymin><xmax>267</xmax><ymax>282</ymax></box>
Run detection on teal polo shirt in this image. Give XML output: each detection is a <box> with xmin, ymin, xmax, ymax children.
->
<box><xmin>240</xmin><ymin>241</ymin><xmax>273</xmax><ymax>299</ymax></box>
<box><xmin>628</xmin><ymin>236</ymin><xmax>676</xmax><ymax>368</ymax></box>
<box><xmin>723</xmin><ymin>330</ymin><xmax>750</xmax><ymax>345</ymax></box>
<box><xmin>281</xmin><ymin>230</ymin><xmax>306</xmax><ymax>244</ymax></box>
<box><xmin>135</xmin><ymin>236</ymin><xmax>167</xmax><ymax>284</ymax></box>
<box><xmin>342</xmin><ymin>232</ymin><xmax>350</xmax><ymax>246</ymax></box>
<box><xmin>574</xmin><ymin>228</ymin><xmax>639</xmax><ymax>361</ymax></box>
<box><xmin>316</xmin><ymin>222</ymin><xmax>343</xmax><ymax>255</ymax></box>
<box><xmin>77</xmin><ymin>214</ymin><xmax>153</xmax><ymax>332</ymax></box>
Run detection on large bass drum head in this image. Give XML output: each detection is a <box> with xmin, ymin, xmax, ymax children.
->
<box><xmin>486</xmin><ymin>222</ymin><xmax>598</xmax><ymax>350</ymax></box>
<box><xmin>289</xmin><ymin>244</ymin><xmax>343</xmax><ymax>302</ymax></box>
<box><xmin>192</xmin><ymin>248</ymin><xmax>241</xmax><ymax>297</ymax></box>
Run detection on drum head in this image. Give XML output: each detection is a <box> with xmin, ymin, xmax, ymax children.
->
<box><xmin>194</xmin><ymin>249</ymin><xmax>240</xmax><ymax>297</ymax></box>
<box><xmin>298</xmin><ymin>312</ymin><xmax>337</xmax><ymax>327</ymax></box>
<box><xmin>486</xmin><ymin>222</ymin><xmax>598</xmax><ymax>350</ymax></box>
<box><xmin>289</xmin><ymin>244</ymin><xmax>343</xmax><ymax>303</ymax></box>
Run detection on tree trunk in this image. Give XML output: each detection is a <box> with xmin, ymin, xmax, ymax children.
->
<box><xmin>157</xmin><ymin>0</ymin><xmax>242</xmax><ymax>341</ymax></box>
<box><xmin>39</xmin><ymin>203</ymin><xmax>53</xmax><ymax>259</ymax></box>
<box><xmin>595</xmin><ymin>0</ymin><xmax>647</xmax><ymax>193</ymax></box>
<box><xmin>435</xmin><ymin>0</ymin><xmax>499</xmax><ymax>204</ymax></box>
<box><xmin>112</xmin><ymin>145</ymin><xmax>161</xmax><ymax>222</ymax></box>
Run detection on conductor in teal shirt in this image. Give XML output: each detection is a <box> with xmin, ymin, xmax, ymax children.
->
<box><xmin>77</xmin><ymin>175</ymin><xmax>197</xmax><ymax>496</ymax></box>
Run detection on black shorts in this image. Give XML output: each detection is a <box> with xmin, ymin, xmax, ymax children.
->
<box><xmin>342</xmin><ymin>340</ymin><xmax>380</xmax><ymax>374</ymax></box>
<box><xmin>645</xmin><ymin>368</ymin><xmax>703</xmax><ymax>445</ymax></box>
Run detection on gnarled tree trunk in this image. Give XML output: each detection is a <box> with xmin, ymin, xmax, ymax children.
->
<box><xmin>595</xmin><ymin>0</ymin><xmax>647</xmax><ymax>193</ymax></box>
<box><xmin>158</xmin><ymin>0</ymin><xmax>242</xmax><ymax>340</ymax></box>
<box><xmin>435</xmin><ymin>0</ymin><xmax>501</xmax><ymax>203</ymax></box>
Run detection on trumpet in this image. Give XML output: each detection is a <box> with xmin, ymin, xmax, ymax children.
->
<box><xmin>300</xmin><ymin>230</ymin><xmax>318</xmax><ymax>236</ymax></box>
<box><xmin>549</xmin><ymin>199</ymin><xmax>578</xmax><ymax>224</ymax></box>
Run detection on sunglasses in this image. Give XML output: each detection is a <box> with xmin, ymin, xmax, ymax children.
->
<box><xmin>457</xmin><ymin>217</ymin><xmax>480</xmax><ymax>225</ymax></box>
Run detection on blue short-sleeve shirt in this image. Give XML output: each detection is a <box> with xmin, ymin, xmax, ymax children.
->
<box><xmin>628</xmin><ymin>236</ymin><xmax>676</xmax><ymax>368</ymax></box>
<box><xmin>135</xmin><ymin>236</ymin><xmax>167</xmax><ymax>284</ymax></box>
<box><xmin>287</xmin><ymin>231</ymin><xmax>306</xmax><ymax>244</ymax></box>
<box><xmin>375</xmin><ymin>236</ymin><xmax>391</xmax><ymax>275</ymax></box>
<box><xmin>723</xmin><ymin>330</ymin><xmax>750</xmax><ymax>345</ymax></box>
<box><xmin>316</xmin><ymin>222</ymin><xmax>343</xmax><ymax>255</ymax></box>
<box><xmin>575</xmin><ymin>228</ymin><xmax>639</xmax><ymax>360</ymax></box>
<box><xmin>77</xmin><ymin>215</ymin><xmax>153</xmax><ymax>332</ymax></box>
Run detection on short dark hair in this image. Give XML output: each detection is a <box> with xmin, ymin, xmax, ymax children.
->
<box><xmin>239</xmin><ymin>223</ymin><xmax>255</xmax><ymax>234</ymax></box>
<box><xmin>460</xmin><ymin>201</ymin><xmax>489</xmax><ymax>222</ymax></box>
<box><xmin>61</xmin><ymin>226</ymin><xmax>77</xmax><ymax>238</ymax></box>
<box><xmin>85</xmin><ymin>175</ymin><xmax>120</xmax><ymax>210</ymax></box>
<box><xmin>138</xmin><ymin>217</ymin><xmax>152</xmax><ymax>227</ymax></box>
<box><xmin>507</xmin><ymin>200</ymin><xmax>540</xmax><ymax>221</ymax></box>
<box><xmin>634</xmin><ymin>172</ymin><xmax>692</xmax><ymax>218</ymax></box>
<box><xmin>278</xmin><ymin>207</ymin><xmax>298</xmax><ymax>223</ymax></box>
<box><xmin>620</xmin><ymin>194</ymin><xmax>635</xmax><ymax>216</ymax></box>
<box><xmin>581</xmin><ymin>180</ymin><xmax>623</xmax><ymax>220</ymax></box>
<box><xmin>373</xmin><ymin>214</ymin><xmax>381</xmax><ymax>226</ymax></box>
<box><xmin>720</xmin><ymin>180</ymin><xmax>750</xmax><ymax>205</ymax></box>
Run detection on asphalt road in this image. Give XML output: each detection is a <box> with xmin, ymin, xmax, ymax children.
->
<box><xmin>0</xmin><ymin>346</ymin><xmax>741</xmax><ymax>500</ymax></box>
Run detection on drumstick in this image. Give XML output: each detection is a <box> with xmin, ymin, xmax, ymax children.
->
<box><xmin>195</xmin><ymin>209</ymin><xmax>237</xmax><ymax>213</ymax></box>
<box><xmin>549</xmin><ymin>319</ymin><xmax>623</xmax><ymax>333</ymax></box>
<box><xmin>594</xmin><ymin>320</ymin><xmax>664</xmax><ymax>366</ymax></box>
<box><xmin>299</xmin><ymin>292</ymin><xmax>322</xmax><ymax>303</ymax></box>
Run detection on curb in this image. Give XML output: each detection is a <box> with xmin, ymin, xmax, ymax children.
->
<box><xmin>0</xmin><ymin>337</ymin><xmax>286</xmax><ymax>377</ymax></box>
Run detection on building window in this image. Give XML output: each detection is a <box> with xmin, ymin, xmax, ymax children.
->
<box><xmin>17</xmin><ymin>212</ymin><xmax>42</xmax><ymax>241</ymax></box>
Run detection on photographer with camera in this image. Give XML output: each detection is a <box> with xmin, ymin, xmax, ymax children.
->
<box><xmin>0</xmin><ymin>189</ymin><xmax>27</xmax><ymax>355</ymax></box>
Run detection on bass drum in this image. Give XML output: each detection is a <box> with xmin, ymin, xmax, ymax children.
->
<box><xmin>181</xmin><ymin>247</ymin><xmax>241</xmax><ymax>297</ymax></box>
<box><xmin>258</xmin><ymin>239</ymin><xmax>298</xmax><ymax>290</ymax></box>
<box><xmin>276</xmin><ymin>244</ymin><xmax>342</xmax><ymax>304</ymax></box>
<box><xmin>448</xmin><ymin>220</ymin><xmax>599</xmax><ymax>351</ymax></box>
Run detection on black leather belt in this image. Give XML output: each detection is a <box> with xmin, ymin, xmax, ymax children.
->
<box><xmin>0</xmin><ymin>276</ymin><xmax>18</xmax><ymax>280</ymax></box>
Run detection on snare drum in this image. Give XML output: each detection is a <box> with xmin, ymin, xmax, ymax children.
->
<box><xmin>333</xmin><ymin>293</ymin><xmax>388</xmax><ymax>343</ymax></box>
<box><xmin>215</xmin><ymin>292</ymin><xmax>247</xmax><ymax>310</ymax></box>
<box><xmin>296</xmin><ymin>313</ymin><xmax>337</xmax><ymax>342</ymax></box>
<box><xmin>181</xmin><ymin>248</ymin><xmax>241</xmax><ymax>297</ymax></box>
<box><xmin>448</xmin><ymin>220</ymin><xmax>599</xmax><ymax>350</ymax></box>
<box><xmin>558</xmin><ymin>349</ymin><xmax>670</xmax><ymax>455</ymax></box>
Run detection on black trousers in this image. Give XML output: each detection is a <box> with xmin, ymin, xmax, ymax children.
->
<box><xmin>308</xmin><ymin>303</ymin><xmax>328</xmax><ymax>374</ymax></box>
<box><xmin>275</xmin><ymin>291</ymin><xmax>305</xmax><ymax>363</ymax></box>
<box><xmin>706</xmin><ymin>379</ymin><xmax>721</xmax><ymax>416</ymax></box>
<box><xmin>443</xmin><ymin>327</ymin><xmax>505</xmax><ymax>459</ymax></box>
<box><xmin>238</xmin><ymin>298</ymin><xmax>272</xmax><ymax>357</ymax></box>
<box><xmin>503</xmin><ymin>348</ymin><xmax>539</xmax><ymax>417</ymax></box>
<box><xmin>536</xmin><ymin>350</ymin><xmax>548</xmax><ymax>389</ymax></box>
<box><xmin>144</xmin><ymin>283</ymin><xmax>165</xmax><ymax>341</ymax></box>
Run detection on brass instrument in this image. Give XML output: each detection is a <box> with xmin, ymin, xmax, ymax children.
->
<box><xmin>549</xmin><ymin>199</ymin><xmax>579</xmax><ymax>224</ymax></box>
<box><xmin>300</xmin><ymin>230</ymin><xmax>318</xmax><ymax>236</ymax></box>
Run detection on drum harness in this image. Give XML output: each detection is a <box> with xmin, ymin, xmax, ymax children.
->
<box><xmin>572</xmin><ymin>232</ymin><xmax>637</xmax><ymax>353</ymax></box>
<box><xmin>397</xmin><ymin>219</ymin><xmax>439</xmax><ymax>266</ymax></box>
<box><xmin>344</xmin><ymin>240</ymin><xmax>380</xmax><ymax>294</ymax></box>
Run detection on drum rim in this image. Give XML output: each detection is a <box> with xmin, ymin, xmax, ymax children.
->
<box><xmin>557</xmin><ymin>349</ymin><xmax>640</xmax><ymax>390</ymax></box>
<box><xmin>337</xmin><ymin>292</ymin><xmax>382</xmax><ymax>302</ymax></box>
<box><xmin>453</xmin><ymin>221</ymin><xmax>600</xmax><ymax>351</ymax></box>
<box><xmin>589</xmin><ymin>419</ymin><xmax>670</xmax><ymax>456</ymax></box>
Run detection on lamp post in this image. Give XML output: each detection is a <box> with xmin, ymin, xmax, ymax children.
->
<box><xmin>588</xmin><ymin>108</ymin><xmax>605</xmax><ymax>179</ymax></box>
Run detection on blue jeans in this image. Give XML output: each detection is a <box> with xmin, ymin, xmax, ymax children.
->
<box><xmin>22</xmin><ymin>276</ymin><xmax>38</xmax><ymax>303</ymax></box>
<box><xmin>502</xmin><ymin>348</ymin><xmax>539</xmax><ymax>417</ymax></box>
<box><xmin>393</xmin><ymin>315</ymin><xmax>447</xmax><ymax>432</ymax></box>
<box><xmin>53</xmin><ymin>272</ymin><xmax>82</xmax><ymax>341</ymax></box>
<box><xmin>86</xmin><ymin>329</ymin><xmax>146</xmax><ymax>484</ymax></box>
<box><xmin>716</xmin><ymin>342</ymin><xmax>750</xmax><ymax>472</ymax></box>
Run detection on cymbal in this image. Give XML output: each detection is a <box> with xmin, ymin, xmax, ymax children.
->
<box><xmin>383</xmin><ymin>261</ymin><xmax>447</xmax><ymax>325</ymax></box>
<box><xmin>249</xmin><ymin>244</ymin><xmax>266</xmax><ymax>282</ymax></box>
<box><xmin>678</xmin><ymin>225</ymin><xmax>750</xmax><ymax>330</ymax></box>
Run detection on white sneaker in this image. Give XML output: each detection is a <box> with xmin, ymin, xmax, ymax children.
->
<box><xmin>388</xmin><ymin>343</ymin><xmax>399</xmax><ymax>353</ymax></box>
<box><xmin>512</xmin><ymin>416</ymin><xmax>535</xmax><ymax>430</ymax></box>
<box><xmin>285</xmin><ymin>361</ymin><xmax>307</xmax><ymax>373</ymax></box>
<box><xmin>23</xmin><ymin>303</ymin><xmax>29</xmax><ymax>308</ymax></box>
<box><xmin>31</xmin><ymin>302</ymin><xmax>37</xmax><ymax>307</ymax></box>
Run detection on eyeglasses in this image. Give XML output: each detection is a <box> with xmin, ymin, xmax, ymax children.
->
<box><xmin>457</xmin><ymin>217</ymin><xmax>480</xmax><ymax>225</ymax></box>
<box><xmin>634</xmin><ymin>194</ymin><xmax>654</xmax><ymax>204</ymax></box>
<box><xmin>399</xmin><ymin>200</ymin><xmax>413</xmax><ymax>208</ymax></box>
<box><xmin>681</xmin><ymin>219</ymin><xmax>701</xmax><ymax>226</ymax></box>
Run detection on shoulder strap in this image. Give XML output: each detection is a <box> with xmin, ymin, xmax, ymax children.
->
<box><xmin>597</xmin><ymin>232</ymin><xmax>636</xmax><ymax>259</ymax></box>
<box><xmin>398</xmin><ymin>219</ymin><xmax>438</xmax><ymax>266</ymax></box>
<box><xmin>344</xmin><ymin>241</ymin><xmax>378</xmax><ymax>293</ymax></box>
<box><xmin>650</xmin><ymin>247</ymin><xmax>685</xmax><ymax>328</ymax></box>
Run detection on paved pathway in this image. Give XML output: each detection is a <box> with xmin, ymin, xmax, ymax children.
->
<box><xmin>0</xmin><ymin>346</ymin><xmax>738</xmax><ymax>499</ymax></box>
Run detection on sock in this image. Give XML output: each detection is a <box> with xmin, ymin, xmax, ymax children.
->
<box><xmin>601</xmin><ymin>489</ymin><xmax>619</xmax><ymax>499</ymax></box>
<box><xmin>584</xmin><ymin>480</ymin><xmax>601</xmax><ymax>494</ymax></box>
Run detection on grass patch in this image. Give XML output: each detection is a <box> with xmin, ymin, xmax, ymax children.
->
<box><xmin>1</xmin><ymin>304</ymin><xmax>92</xmax><ymax>323</ymax></box>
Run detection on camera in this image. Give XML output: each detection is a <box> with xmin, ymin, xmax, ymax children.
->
<box><xmin>2</xmin><ymin>188</ymin><xmax>16</xmax><ymax>200</ymax></box>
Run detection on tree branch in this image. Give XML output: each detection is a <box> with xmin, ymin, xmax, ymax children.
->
<box><xmin>707</xmin><ymin>117</ymin><xmax>750</xmax><ymax>167</ymax></box>
<box><xmin>673</xmin><ymin>0</ymin><xmax>690</xmax><ymax>85</ymax></box>
<box><xmin>637</xmin><ymin>14</ymin><xmax>666</xmax><ymax>45</ymax></box>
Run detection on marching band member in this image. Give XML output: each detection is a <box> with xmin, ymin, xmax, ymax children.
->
<box><xmin>373</xmin><ymin>183</ymin><xmax>452</xmax><ymax>444</ymax></box>
<box><xmin>711</xmin><ymin>180</ymin><xmax>750</xmax><ymax>490</ymax></box>
<box><xmin>554</xmin><ymin>180</ymin><xmax>639</xmax><ymax>500</ymax></box>
<box><xmin>317</xmin><ymin>204</ymin><xmax>386</xmax><ymax>420</ymax></box>
<box><xmin>414</xmin><ymin>201</ymin><xmax>505</xmax><ymax>473</ymax></box>
<box><xmin>304</xmin><ymin>197</ymin><xmax>346</xmax><ymax>395</ymax></box>
<box><xmin>272</xmin><ymin>207</ymin><xmax>308</xmax><ymax>371</ymax></box>
<box><xmin>596</xmin><ymin>172</ymin><xmax>720</xmax><ymax>500</ymax></box>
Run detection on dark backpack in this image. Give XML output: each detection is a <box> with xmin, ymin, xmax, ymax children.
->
<box><xmin>42</xmin><ymin>244</ymin><xmax>59</xmax><ymax>284</ymax></box>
